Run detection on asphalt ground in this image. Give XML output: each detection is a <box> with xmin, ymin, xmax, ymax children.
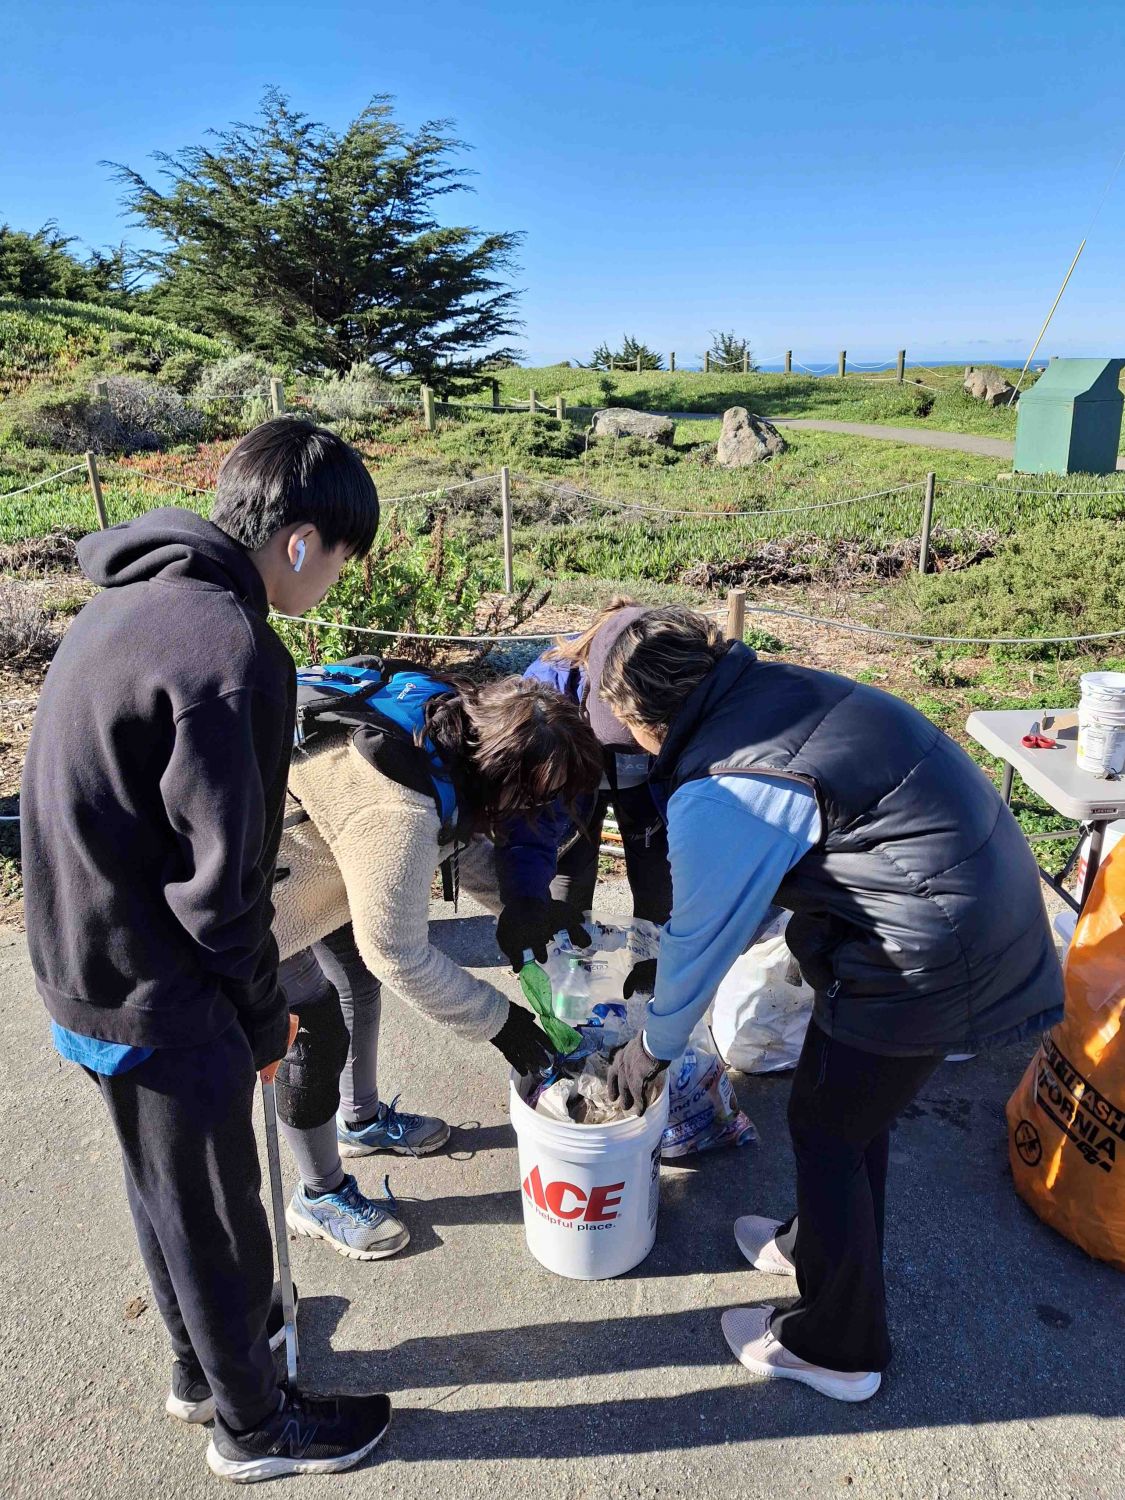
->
<box><xmin>2</xmin><ymin>875</ymin><xmax>1123</xmax><ymax>1500</ymax></box>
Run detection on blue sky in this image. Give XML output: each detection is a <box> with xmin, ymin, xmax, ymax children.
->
<box><xmin>2</xmin><ymin>0</ymin><xmax>1123</xmax><ymax>366</ymax></box>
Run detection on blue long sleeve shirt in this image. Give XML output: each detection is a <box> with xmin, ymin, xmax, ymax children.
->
<box><xmin>642</xmin><ymin>774</ymin><xmax>822</xmax><ymax>1061</ymax></box>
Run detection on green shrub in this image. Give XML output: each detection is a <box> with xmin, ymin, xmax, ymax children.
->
<box><xmin>904</xmin><ymin>519</ymin><xmax>1125</xmax><ymax>658</ymax></box>
<box><xmin>271</xmin><ymin>513</ymin><xmax>493</xmax><ymax>667</ymax></box>
<box><xmin>434</xmin><ymin>412</ymin><xmax>582</xmax><ymax>468</ymax></box>
<box><xmin>156</xmin><ymin>348</ymin><xmax>209</xmax><ymax>393</ymax></box>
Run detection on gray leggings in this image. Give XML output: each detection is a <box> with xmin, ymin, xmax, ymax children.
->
<box><xmin>277</xmin><ymin>925</ymin><xmax>380</xmax><ymax>1196</ymax></box>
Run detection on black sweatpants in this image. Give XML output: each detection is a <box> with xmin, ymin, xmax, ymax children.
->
<box><xmin>90</xmin><ymin>1021</ymin><xmax>280</xmax><ymax>1430</ymax></box>
<box><xmin>770</xmin><ymin>1020</ymin><xmax>941</xmax><ymax>1374</ymax></box>
<box><xmin>551</xmin><ymin>783</ymin><xmax>672</xmax><ymax>923</ymax></box>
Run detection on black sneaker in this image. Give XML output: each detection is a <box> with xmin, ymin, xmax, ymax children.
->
<box><xmin>165</xmin><ymin>1358</ymin><xmax>216</xmax><ymax>1424</ymax></box>
<box><xmin>164</xmin><ymin>1282</ymin><xmax>298</xmax><ymax>1424</ymax></box>
<box><xmin>206</xmin><ymin>1390</ymin><xmax>392</xmax><ymax>1482</ymax></box>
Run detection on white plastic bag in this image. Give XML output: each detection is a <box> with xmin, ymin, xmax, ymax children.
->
<box><xmin>661</xmin><ymin>1020</ymin><xmax>757</xmax><ymax>1157</ymax></box>
<box><xmin>711</xmin><ymin>909</ymin><xmax>814</xmax><ymax>1074</ymax></box>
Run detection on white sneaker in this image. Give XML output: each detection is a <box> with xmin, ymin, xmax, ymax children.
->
<box><xmin>733</xmin><ymin>1215</ymin><xmax>797</xmax><ymax>1275</ymax></box>
<box><xmin>721</xmin><ymin>1305</ymin><xmax>881</xmax><ymax>1402</ymax></box>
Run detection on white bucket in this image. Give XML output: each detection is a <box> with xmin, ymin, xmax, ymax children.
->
<box><xmin>1077</xmin><ymin>672</ymin><xmax>1125</xmax><ymax>776</ymax></box>
<box><xmin>509</xmin><ymin>1072</ymin><xmax>669</xmax><ymax>1280</ymax></box>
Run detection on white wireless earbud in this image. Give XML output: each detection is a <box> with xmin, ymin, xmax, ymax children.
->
<box><xmin>293</xmin><ymin>539</ymin><xmax>306</xmax><ymax>574</ymax></box>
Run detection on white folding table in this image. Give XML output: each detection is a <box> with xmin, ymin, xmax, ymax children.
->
<box><xmin>966</xmin><ymin>708</ymin><xmax>1125</xmax><ymax>913</ymax></box>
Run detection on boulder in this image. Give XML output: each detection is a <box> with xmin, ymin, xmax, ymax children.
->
<box><xmin>716</xmin><ymin>407</ymin><xmax>787</xmax><ymax>467</ymax></box>
<box><xmin>963</xmin><ymin>365</ymin><xmax>1019</xmax><ymax>406</ymax></box>
<box><xmin>591</xmin><ymin>408</ymin><xmax>675</xmax><ymax>445</ymax></box>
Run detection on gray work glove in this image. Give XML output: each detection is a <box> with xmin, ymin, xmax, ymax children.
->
<box><xmin>605</xmin><ymin>1034</ymin><xmax>669</xmax><ymax>1116</ymax></box>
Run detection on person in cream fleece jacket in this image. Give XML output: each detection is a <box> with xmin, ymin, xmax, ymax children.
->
<box><xmin>270</xmin><ymin>670</ymin><xmax>601</xmax><ymax>1262</ymax></box>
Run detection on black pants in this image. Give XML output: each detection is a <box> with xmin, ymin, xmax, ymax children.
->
<box><xmin>552</xmin><ymin>783</ymin><xmax>672</xmax><ymax>923</ymax></box>
<box><xmin>89</xmin><ymin>1022</ymin><xmax>280</xmax><ymax>1429</ymax></box>
<box><xmin>770</xmin><ymin>1021</ymin><xmax>940</xmax><ymax>1373</ymax></box>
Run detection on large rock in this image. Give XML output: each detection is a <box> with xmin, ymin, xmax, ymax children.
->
<box><xmin>591</xmin><ymin>408</ymin><xmax>675</xmax><ymax>445</ymax></box>
<box><xmin>963</xmin><ymin>365</ymin><xmax>1019</xmax><ymax>406</ymax></box>
<box><xmin>716</xmin><ymin>407</ymin><xmax>787</xmax><ymax>467</ymax></box>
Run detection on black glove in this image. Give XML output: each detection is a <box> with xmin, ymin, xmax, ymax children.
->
<box><xmin>495</xmin><ymin>898</ymin><xmax>591</xmax><ymax>971</ymax></box>
<box><xmin>605</xmin><ymin>1034</ymin><xmax>669</xmax><ymax>1116</ymax></box>
<box><xmin>623</xmin><ymin>958</ymin><xmax>658</xmax><ymax>999</ymax></box>
<box><xmin>490</xmin><ymin>1002</ymin><xmax>556</xmax><ymax>1076</ymax></box>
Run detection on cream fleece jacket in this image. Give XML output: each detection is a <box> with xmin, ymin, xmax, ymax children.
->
<box><xmin>272</xmin><ymin>735</ymin><xmax>509</xmax><ymax>1043</ymax></box>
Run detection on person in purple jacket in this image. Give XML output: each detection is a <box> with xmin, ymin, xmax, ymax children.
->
<box><xmin>493</xmin><ymin>598</ymin><xmax>672</xmax><ymax>986</ymax></box>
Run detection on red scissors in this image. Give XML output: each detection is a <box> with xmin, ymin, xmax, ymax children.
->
<box><xmin>1021</xmin><ymin>720</ymin><xmax>1058</xmax><ymax>749</ymax></box>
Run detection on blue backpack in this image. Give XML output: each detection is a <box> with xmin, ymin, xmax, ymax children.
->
<box><xmin>294</xmin><ymin>658</ymin><xmax>462</xmax><ymax>844</ymax></box>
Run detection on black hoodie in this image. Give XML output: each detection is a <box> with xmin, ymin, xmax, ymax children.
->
<box><xmin>20</xmin><ymin>507</ymin><xmax>296</xmax><ymax>1067</ymax></box>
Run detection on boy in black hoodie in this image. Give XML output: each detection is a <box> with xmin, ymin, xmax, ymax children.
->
<box><xmin>21</xmin><ymin>418</ymin><xmax>390</xmax><ymax>1482</ymax></box>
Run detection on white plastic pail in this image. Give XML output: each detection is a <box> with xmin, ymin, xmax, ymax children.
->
<box><xmin>509</xmin><ymin>1072</ymin><xmax>669</xmax><ymax>1280</ymax></box>
<box><xmin>1077</xmin><ymin>672</ymin><xmax>1125</xmax><ymax>776</ymax></box>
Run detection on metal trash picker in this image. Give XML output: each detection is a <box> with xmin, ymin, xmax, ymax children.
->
<box><xmin>260</xmin><ymin>1074</ymin><xmax>299</xmax><ymax>1390</ymax></box>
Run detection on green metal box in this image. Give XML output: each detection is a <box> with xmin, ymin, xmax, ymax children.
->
<box><xmin>1014</xmin><ymin>357</ymin><xmax>1124</xmax><ymax>475</ymax></box>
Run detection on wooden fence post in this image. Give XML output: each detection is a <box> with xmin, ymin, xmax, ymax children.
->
<box><xmin>269</xmin><ymin>377</ymin><xmax>285</xmax><ymax>416</ymax></box>
<box><xmin>528</xmin><ymin>388</ymin><xmax>536</xmax><ymax>414</ymax></box>
<box><xmin>725</xmin><ymin>587</ymin><xmax>746</xmax><ymax>642</ymax></box>
<box><xmin>635</xmin><ymin>354</ymin><xmax>642</xmax><ymax>373</ymax></box>
<box><xmin>897</xmin><ymin>349</ymin><xmax>906</xmax><ymax>384</ymax></box>
<box><xmin>85</xmin><ymin>451</ymin><xmax>109</xmax><ymax>530</ymax></box>
<box><xmin>555</xmin><ymin>394</ymin><xmax>566</xmax><ymax>420</ymax></box>
<box><xmin>491</xmin><ymin>378</ymin><xmax>500</xmax><ymax>408</ymax></box>
<box><xmin>704</xmin><ymin>352</ymin><xmax>711</xmax><ymax>373</ymax></box>
<box><xmin>500</xmin><ymin>466</ymin><xmax>514</xmax><ymax>593</ymax></box>
<box><xmin>918</xmin><ymin>472</ymin><xmax>936</xmax><ymax>574</ymax></box>
<box><xmin>838</xmin><ymin>350</ymin><xmax>846</xmax><ymax>378</ymax></box>
<box><xmin>784</xmin><ymin>351</ymin><xmax>792</xmax><ymax>374</ymax></box>
<box><xmin>93</xmin><ymin>379</ymin><xmax>109</xmax><ymax>402</ymax></box>
<box><xmin>669</xmin><ymin>351</ymin><xmax>676</xmax><ymax>372</ymax></box>
<box><xmin>421</xmin><ymin>386</ymin><xmax>436</xmax><ymax>431</ymax></box>
<box><xmin>741</xmin><ymin>352</ymin><xmax>749</xmax><ymax>374</ymax></box>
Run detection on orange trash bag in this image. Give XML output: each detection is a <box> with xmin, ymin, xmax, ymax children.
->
<box><xmin>1006</xmin><ymin>843</ymin><xmax>1125</xmax><ymax>1270</ymax></box>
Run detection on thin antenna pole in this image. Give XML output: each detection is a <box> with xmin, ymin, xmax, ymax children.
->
<box><xmin>1007</xmin><ymin>238</ymin><xmax>1086</xmax><ymax>405</ymax></box>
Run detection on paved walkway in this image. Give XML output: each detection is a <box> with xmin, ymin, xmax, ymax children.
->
<box><xmin>2</xmin><ymin>877</ymin><xmax>1124</xmax><ymax>1499</ymax></box>
<box><xmin>663</xmin><ymin>412</ymin><xmax>1125</xmax><ymax>468</ymax></box>
<box><xmin>772</xmin><ymin>418</ymin><xmax>1017</xmax><ymax>460</ymax></box>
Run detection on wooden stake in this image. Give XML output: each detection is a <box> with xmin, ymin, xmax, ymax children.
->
<box><xmin>704</xmin><ymin>352</ymin><xmax>711</xmax><ymax>373</ymax></box>
<box><xmin>93</xmin><ymin>379</ymin><xmax>109</xmax><ymax>402</ymax></box>
<box><xmin>669</xmin><ymin>351</ymin><xmax>676</xmax><ymax>372</ymax></box>
<box><xmin>269</xmin><ymin>377</ymin><xmax>285</xmax><ymax>416</ymax></box>
<box><xmin>491</xmin><ymin>378</ymin><xmax>500</xmax><ymax>408</ymax></box>
<box><xmin>421</xmin><ymin>386</ymin><xmax>436</xmax><ymax>431</ymax></box>
<box><xmin>725</xmin><ymin>587</ymin><xmax>746</xmax><ymax>641</ymax></box>
<box><xmin>528</xmin><ymin>388</ymin><xmax>536</xmax><ymax>414</ymax></box>
<box><xmin>897</xmin><ymin>349</ymin><xmax>906</xmax><ymax>384</ymax></box>
<box><xmin>784</xmin><ymin>351</ymin><xmax>792</xmax><ymax>374</ymax></box>
<box><xmin>918</xmin><ymin>472</ymin><xmax>936</xmax><ymax>574</ymax></box>
<box><xmin>741</xmin><ymin>352</ymin><xmax>749</xmax><ymax>374</ymax></box>
<box><xmin>635</xmin><ymin>354</ymin><xmax>642</xmax><ymax>373</ymax></box>
<box><xmin>500</xmin><ymin>466</ymin><xmax>514</xmax><ymax>593</ymax></box>
<box><xmin>838</xmin><ymin>350</ymin><xmax>846</xmax><ymax>378</ymax></box>
<box><xmin>555</xmin><ymin>394</ymin><xmax>566</xmax><ymax>420</ymax></box>
<box><xmin>85</xmin><ymin>451</ymin><xmax>108</xmax><ymax>530</ymax></box>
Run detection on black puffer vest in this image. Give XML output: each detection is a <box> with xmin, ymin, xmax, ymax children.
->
<box><xmin>651</xmin><ymin>644</ymin><xmax>1062</xmax><ymax>1055</ymax></box>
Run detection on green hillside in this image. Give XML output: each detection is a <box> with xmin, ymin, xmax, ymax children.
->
<box><xmin>0</xmin><ymin>297</ymin><xmax>228</xmax><ymax>395</ymax></box>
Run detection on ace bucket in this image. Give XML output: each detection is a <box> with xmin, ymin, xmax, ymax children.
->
<box><xmin>509</xmin><ymin>1072</ymin><xmax>669</xmax><ymax>1280</ymax></box>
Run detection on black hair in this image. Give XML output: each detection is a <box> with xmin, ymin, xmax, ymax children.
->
<box><xmin>210</xmin><ymin>416</ymin><xmax>379</xmax><ymax>556</ymax></box>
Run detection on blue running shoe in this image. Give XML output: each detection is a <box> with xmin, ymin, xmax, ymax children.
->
<box><xmin>285</xmin><ymin>1173</ymin><xmax>410</xmax><ymax>1261</ymax></box>
<box><xmin>337</xmin><ymin>1097</ymin><xmax>450</xmax><ymax>1158</ymax></box>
